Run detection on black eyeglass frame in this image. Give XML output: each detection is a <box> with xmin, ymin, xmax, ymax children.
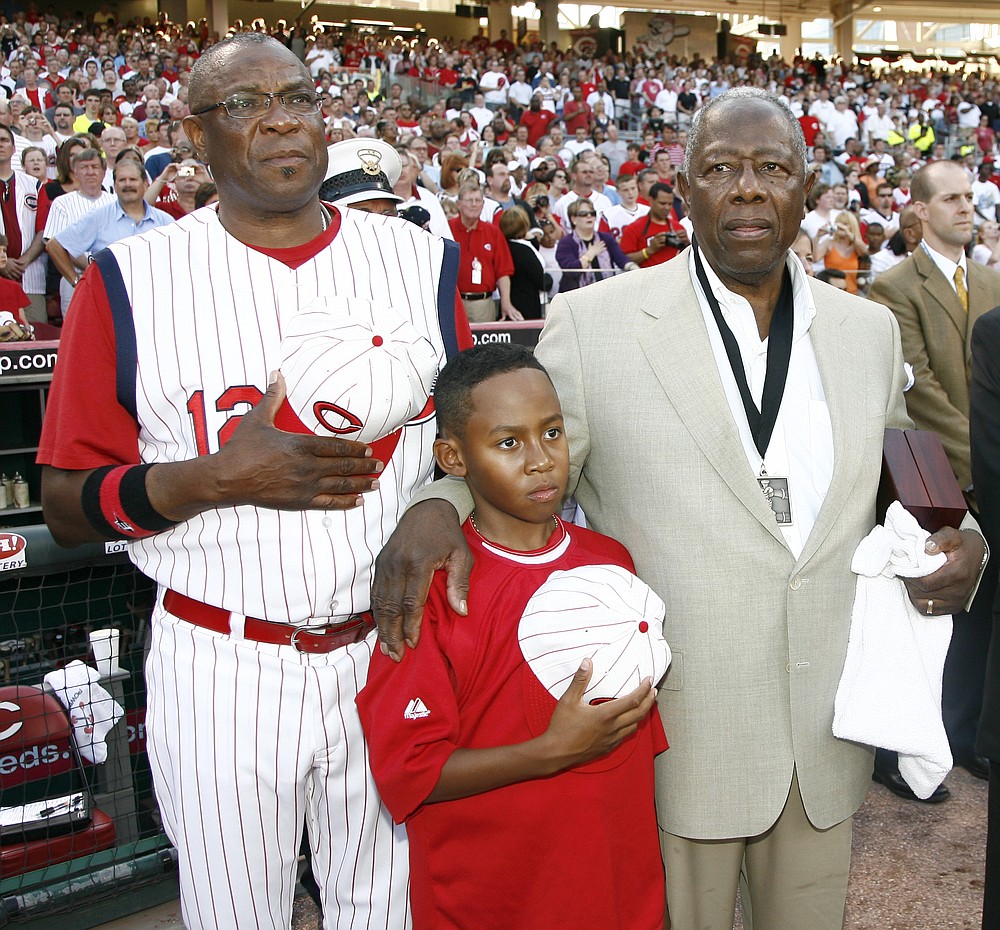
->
<box><xmin>192</xmin><ymin>91</ymin><xmax>323</xmax><ymax>119</ymax></box>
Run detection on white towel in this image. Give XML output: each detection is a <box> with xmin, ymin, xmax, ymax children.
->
<box><xmin>833</xmin><ymin>501</ymin><xmax>953</xmax><ymax>799</ymax></box>
<box><xmin>43</xmin><ymin>660</ymin><xmax>124</xmax><ymax>764</ymax></box>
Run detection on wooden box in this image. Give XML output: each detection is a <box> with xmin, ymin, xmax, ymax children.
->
<box><xmin>877</xmin><ymin>429</ymin><xmax>968</xmax><ymax>533</ymax></box>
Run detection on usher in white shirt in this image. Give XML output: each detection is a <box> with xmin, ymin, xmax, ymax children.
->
<box><xmin>690</xmin><ymin>249</ymin><xmax>834</xmax><ymax>558</ymax></box>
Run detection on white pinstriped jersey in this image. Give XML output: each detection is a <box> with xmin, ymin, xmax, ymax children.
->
<box><xmin>42</xmin><ymin>189</ymin><xmax>116</xmax><ymax>241</ymax></box>
<box><xmin>0</xmin><ymin>169</ymin><xmax>47</xmax><ymax>294</ymax></box>
<box><xmin>105</xmin><ymin>205</ymin><xmax>458</xmax><ymax>624</ymax></box>
<box><xmin>603</xmin><ymin>202</ymin><xmax>650</xmax><ymax>242</ymax></box>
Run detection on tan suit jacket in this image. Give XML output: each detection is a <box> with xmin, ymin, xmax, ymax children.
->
<box><xmin>416</xmin><ymin>254</ymin><xmax>911</xmax><ymax>839</ymax></box>
<box><xmin>535</xmin><ymin>255</ymin><xmax>913</xmax><ymax>839</ymax></box>
<box><xmin>868</xmin><ymin>247</ymin><xmax>1000</xmax><ymax>490</ymax></box>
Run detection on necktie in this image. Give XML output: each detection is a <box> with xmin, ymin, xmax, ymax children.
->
<box><xmin>954</xmin><ymin>266</ymin><xmax>969</xmax><ymax>313</ymax></box>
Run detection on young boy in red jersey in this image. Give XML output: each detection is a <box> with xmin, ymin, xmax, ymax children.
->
<box><xmin>0</xmin><ymin>234</ymin><xmax>33</xmax><ymax>342</ymax></box>
<box><xmin>357</xmin><ymin>343</ymin><xmax>670</xmax><ymax>930</ymax></box>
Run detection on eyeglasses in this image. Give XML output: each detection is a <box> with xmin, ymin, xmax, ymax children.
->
<box><xmin>192</xmin><ymin>91</ymin><xmax>321</xmax><ymax>119</ymax></box>
<box><xmin>574</xmin><ymin>210</ymin><xmax>596</xmax><ymax>217</ymax></box>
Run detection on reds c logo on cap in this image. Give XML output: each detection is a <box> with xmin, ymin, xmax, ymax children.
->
<box><xmin>274</xmin><ymin>295</ymin><xmax>439</xmax><ymax>466</ymax></box>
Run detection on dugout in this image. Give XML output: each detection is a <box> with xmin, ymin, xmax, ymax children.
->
<box><xmin>1</xmin><ymin>342</ymin><xmax>177</xmax><ymax>929</ymax></box>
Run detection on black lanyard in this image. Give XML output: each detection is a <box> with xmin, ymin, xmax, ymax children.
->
<box><xmin>692</xmin><ymin>238</ymin><xmax>794</xmax><ymax>465</ymax></box>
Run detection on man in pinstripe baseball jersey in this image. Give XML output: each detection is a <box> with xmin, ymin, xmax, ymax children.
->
<box><xmin>38</xmin><ymin>33</ymin><xmax>469</xmax><ymax>930</ymax></box>
<box><xmin>41</xmin><ymin>147</ymin><xmax>114</xmax><ymax>317</ymax></box>
<box><xmin>0</xmin><ymin>124</ymin><xmax>48</xmax><ymax>323</ymax></box>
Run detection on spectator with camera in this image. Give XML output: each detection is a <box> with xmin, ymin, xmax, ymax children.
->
<box><xmin>145</xmin><ymin>157</ymin><xmax>211</xmax><ymax>219</ymax></box>
<box><xmin>619</xmin><ymin>181</ymin><xmax>686</xmax><ymax>268</ymax></box>
<box><xmin>522</xmin><ymin>180</ymin><xmax>563</xmax><ymax>244</ymax></box>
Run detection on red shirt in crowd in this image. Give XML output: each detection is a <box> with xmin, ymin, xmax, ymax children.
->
<box><xmin>519</xmin><ymin>108</ymin><xmax>556</xmax><ymax>146</ymax></box>
<box><xmin>447</xmin><ymin>216</ymin><xmax>515</xmax><ymax>294</ymax></box>
<box><xmin>619</xmin><ymin>213</ymin><xmax>686</xmax><ymax>267</ymax></box>
<box><xmin>563</xmin><ymin>99</ymin><xmax>592</xmax><ymax>136</ymax></box>
<box><xmin>618</xmin><ymin>159</ymin><xmax>647</xmax><ymax>178</ymax></box>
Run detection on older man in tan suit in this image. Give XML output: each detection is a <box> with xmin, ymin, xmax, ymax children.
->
<box><xmin>373</xmin><ymin>90</ymin><xmax>987</xmax><ymax>930</ymax></box>
<box><xmin>870</xmin><ymin>161</ymin><xmax>1000</xmax><ymax>794</ymax></box>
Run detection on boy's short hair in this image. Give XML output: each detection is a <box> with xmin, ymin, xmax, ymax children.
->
<box><xmin>0</xmin><ymin>233</ymin><xmax>7</xmax><ymax>247</ymax></box>
<box><xmin>435</xmin><ymin>344</ymin><xmax>550</xmax><ymax>439</ymax></box>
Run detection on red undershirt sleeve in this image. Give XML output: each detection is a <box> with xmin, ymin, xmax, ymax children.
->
<box><xmin>454</xmin><ymin>287</ymin><xmax>474</xmax><ymax>350</ymax></box>
<box><xmin>36</xmin><ymin>262</ymin><xmax>141</xmax><ymax>470</ymax></box>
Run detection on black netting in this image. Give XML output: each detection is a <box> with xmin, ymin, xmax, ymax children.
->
<box><xmin>0</xmin><ymin>556</ymin><xmax>175</xmax><ymax>920</ymax></box>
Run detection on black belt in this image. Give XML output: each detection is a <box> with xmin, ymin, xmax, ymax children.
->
<box><xmin>461</xmin><ymin>291</ymin><xmax>492</xmax><ymax>300</ymax></box>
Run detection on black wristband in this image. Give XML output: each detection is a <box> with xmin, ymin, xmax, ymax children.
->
<box><xmin>81</xmin><ymin>464</ymin><xmax>178</xmax><ymax>539</ymax></box>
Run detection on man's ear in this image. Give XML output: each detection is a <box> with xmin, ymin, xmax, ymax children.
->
<box><xmin>182</xmin><ymin>114</ymin><xmax>207</xmax><ymax>162</ymax></box>
<box><xmin>434</xmin><ymin>436</ymin><xmax>467</xmax><ymax>477</ymax></box>
<box><xmin>675</xmin><ymin>170</ymin><xmax>690</xmax><ymax>210</ymax></box>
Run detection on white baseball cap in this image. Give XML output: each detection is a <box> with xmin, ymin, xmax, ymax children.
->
<box><xmin>320</xmin><ymin>137</ymin><xmax>405</xmax><ymax>207</ymax></box>
<box><xmin>273</xmin><ymin>295</ymin><xmax>439</xmax><ymax>463</ymax></box>
<box><xmin>518</xmin><ymin>563</ymin><xmax>671</xmax><ymax>704</ymax></box>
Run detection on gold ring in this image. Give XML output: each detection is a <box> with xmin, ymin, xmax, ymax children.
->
<box><xmin>927</xmin><ymin>599</ymin><xmax>934</xmax><ymax>616</ymax></box>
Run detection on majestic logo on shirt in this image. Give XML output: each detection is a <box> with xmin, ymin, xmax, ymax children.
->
<box><xmin>403</xmin><ymin>697</ymin><xmax>431</xmax><ymax>720</ymax></box>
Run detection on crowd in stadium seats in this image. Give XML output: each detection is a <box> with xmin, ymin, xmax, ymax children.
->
<box><xmin>1</xmin><ymin>4</ymin><xmax>999</xmax><ymax>334</ymax></box>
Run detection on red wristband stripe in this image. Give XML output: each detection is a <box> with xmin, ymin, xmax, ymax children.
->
<box><xmin>81</xmin><ymin>464</ymin><xmax>177</xmax><ymax>540</ymax></box>
<box><xmin>99</xmin><ymin>465</ymin><xmax>141</xmax><ymax>537</ymax></box>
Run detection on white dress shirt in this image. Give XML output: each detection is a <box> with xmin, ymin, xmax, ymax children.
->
<box><xmin>690</xmin><ymin>249</ymin><xmax>835</xmax><ymax>557</ymax></box>
<box><xmin>920</xmin><ymin>240</ymin><xmax>967</xmax><ymax>295</ymax></box>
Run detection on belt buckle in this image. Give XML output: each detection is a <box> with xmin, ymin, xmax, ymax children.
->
<box><xmin>288</xmin><ymin>616</ymin><xmax>365</xmax><ymax>653</ymax></box>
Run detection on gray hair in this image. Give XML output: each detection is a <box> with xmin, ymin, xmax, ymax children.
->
<box><xmin>682</xmin><ymin>87</ymin><xmax>807</xmax><ymax>177</ymax></box>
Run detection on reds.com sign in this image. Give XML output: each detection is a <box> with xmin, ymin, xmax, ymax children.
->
<box><xmin>0</xmin><ymin>692</ymin><xmax>76</xmax><ymax>789</ymax></box>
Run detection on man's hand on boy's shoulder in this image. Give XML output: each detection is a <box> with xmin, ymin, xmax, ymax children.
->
<box><xmin>373</xmin><ymin>499</ymin><xmax>474</xmax><ymax>662</ymax></box>
<box><xmin>541</xmin><ymin>659</ymin><xmax>657</xmax><ymax>770</ymax></box>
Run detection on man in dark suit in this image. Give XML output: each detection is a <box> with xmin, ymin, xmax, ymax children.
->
<box><xmin>870</xmin><ymin>161</ymin><xmax>1000</xmax><ymax>800</ymax></box>
<box><xmin>971</xmin><ymin>306</ymin><xmax>1000</xmax><ymax>930</ymax></box>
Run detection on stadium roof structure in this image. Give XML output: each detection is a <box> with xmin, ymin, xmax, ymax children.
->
<box><xmin>631</xmin><ymin>0</ymin><xmax>1000</xmax><ymax>25</ymax></box>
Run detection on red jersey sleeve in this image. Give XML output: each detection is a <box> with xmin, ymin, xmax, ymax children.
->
<box><xmin>35</xmin><ymin>184</ymin><xmax>54</xmax><ymax>233</ymax></box>
<box><xmin>36</xmin><ymin>262</ymin><xmax>141</xmax><ymax>469</ymax></box>
<box><xmin>454</xmin><ymin>288</ymin><xmax>473</xmax><ymax>350</ymax></box>
<box><xmin>356</xmin><ymin>578</ymin><xmax>463</xmax><ymax>824</ymax></box>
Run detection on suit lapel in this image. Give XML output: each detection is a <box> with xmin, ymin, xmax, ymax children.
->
<box><xmin>795</xmin><ymin>288</ymin><xmax>867</xmax><ymax>568</ymax></box>
<box><xmin>916</xmin><ymin>246</ymin><xmax>968</xmax><ymax>342</ymax></box>
<box><xmin>637</xmin><ymin>263</ymin><xmax>789</xmax><ymax>549</ymax></box>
